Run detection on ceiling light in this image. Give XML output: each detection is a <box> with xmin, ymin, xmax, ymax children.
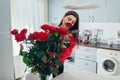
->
<box><xmin>63</xmin><ymin>3</ymin><xmax>99</xmax><ymax>10</ymax></box>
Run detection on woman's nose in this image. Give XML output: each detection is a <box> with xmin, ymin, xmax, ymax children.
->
<box><xmin>67</xmin><ymin>21</ymin><xmax>72</xmax><ymax>24</ymax></box>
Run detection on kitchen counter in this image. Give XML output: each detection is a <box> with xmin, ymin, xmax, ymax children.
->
<box><xmin>80</xmin><ymin>42</ymin><xmax>120</xmax><ymax>51</ymax></box>
<box><xmin>52</xmin><ymin>69</ymin><xmax>119</xmax><ymax>80</ymax></box>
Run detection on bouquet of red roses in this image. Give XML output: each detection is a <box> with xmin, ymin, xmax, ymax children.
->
<box><xmin>11</xmin><ymin>24</ymin><xmax>69</xmax><ymax>80</ymax></box>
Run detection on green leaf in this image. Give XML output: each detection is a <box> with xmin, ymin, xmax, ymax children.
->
<box><xmin>56</xmin><ymin>47</ymin><xmax>62</xmax><ymax>54</ymax></box>
<box><xmin>19</xmin><ymin>51</ymin><xmax>28</xmax><ymax>57</ymax></box>
<box><xmin>52</xmin><ymin>68</ymin><xmax>59</xmax><ymax>76</ymax></box>
<box><xmin>36</xmin><ymin>51</ymin><xmax>45</xmax><ymax>58</ymax></box>
<box><xmin>30</xmin><ymin>46</ymin><xmax>37</xmax><ymax>53</ymax></box>
<box><xmin>54</xmin><ymin>32</ymin><xmax>59</xmax><ymax>37</ymax></box>
<box><xmin>56</xmin><ymin>60</ymin><xmax>63</xmax><ymax>66</ymax></box>
<box><xmin>64</xmin><ymin>38</ymin><xmax>70</xmax><ymax>42</ymax></box>
<box><xmin>23</xmin><ymin>57</ymin><xmax>31</xmax><ymax>66</ymax></box>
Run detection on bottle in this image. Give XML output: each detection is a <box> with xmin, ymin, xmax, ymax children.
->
<box><xmin>107</xmin><ymin>37</ymin><xmax>113</xmax><ymax>46</ymax></box>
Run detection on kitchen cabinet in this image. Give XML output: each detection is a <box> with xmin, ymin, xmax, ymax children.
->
<box><xmin>91</xmin><ymin>0</ymin><xmax>106</xmax><ymax>22</ymax></box>
<box><xmin>77</xmin><ymin>0</ymin><xmax>106</xmax><ymax>23</ymax></box>
<box><xmin>64</xmin><ymin>47</ymin><xmax>76</xmax><ymax>71</ymax></box>
<box><xmin>105</xmin><ymin>0</ymin><xmax>120</xmax><ymax>22</ymax></box>
<box><xmin>75</xmin><ymin>46</ymin><xmax>97</xmax><ymax>73</ymax></box>
<box><xmin>78</xmin><ymin>0</ymin><xmax>120</xmax><ymax>23</ymax></box>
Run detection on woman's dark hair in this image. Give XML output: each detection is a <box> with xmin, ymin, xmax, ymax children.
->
<box><xmin>58</xmin><ymin>10</ymin><xmax>80</xmax><ymax>45</ymax></box>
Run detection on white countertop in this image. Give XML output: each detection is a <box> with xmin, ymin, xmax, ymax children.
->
<box><xmin>52</xmin><ymin>69</ymin><xmax>119</xmax><ymax>80</ymax></box>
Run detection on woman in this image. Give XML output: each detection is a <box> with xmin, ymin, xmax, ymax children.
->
<box><xmin>53</xmin><ymin>10</ymin><xmax>80</xmax><ymax>77</ymax></box>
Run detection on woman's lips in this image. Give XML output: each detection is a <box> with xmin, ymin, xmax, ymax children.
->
<box><xmin>65</xmin><ymin>22</ymin><xmax>72</xmax><ymax>28</ymax></box>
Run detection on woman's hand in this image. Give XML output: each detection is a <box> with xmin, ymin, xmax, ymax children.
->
<box><xmin>62</xmin><ymin>35</ymin><xmax>70</xmax><ymax>48</ymax></box>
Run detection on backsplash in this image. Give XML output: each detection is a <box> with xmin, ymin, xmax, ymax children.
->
<box><xmin>79</xmin><ymin>23</ymin><xmax>120</xmax><ymax>44</ymax></box>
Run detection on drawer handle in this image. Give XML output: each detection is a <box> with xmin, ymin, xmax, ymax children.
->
<box><xmin>85</xmin><ymin>49</ymin><xmax>90</xmax><ymax>51</ymax></box>
<box><xmin>85</xmin><ymin>63</ymin><xmax>89</xmax><ymax>65</ymax></box>
<box><xmin>85</xmin><ymin>56</ymin><xmax>90</xmax><ymax>58</ymax></box>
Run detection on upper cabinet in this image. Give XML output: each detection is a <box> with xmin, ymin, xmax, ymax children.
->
<box><xmin>77</xmin><ymin>0</ymin><xmax>106</xmax><ymax>23</ymax></box>
<box><xmin>91</xmin><ymin>0</ymin><xmax>106</xmax><ymax>22</ymax></box>
<box><xmin>105</xmin><ymin>0</ymin><xmax>120</xmax><ymax>23</ymax></box>
<box><xmin>48</xmin><ymin>0</ymin><xmax>120</xmax><ymax>23</ymax></box>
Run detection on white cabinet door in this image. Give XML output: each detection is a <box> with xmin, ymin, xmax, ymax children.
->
<box><xmin>76</xmin><ymin>0</ymin><xmax>92</xmax><ymax>23</ymax></box>
<box><xmin>76</xmin><ymin>52</ymin><xmax>97</xmax><ymax>61</ymax></box>
<box><xmin>64</xmin><ymin>61</ymin><xmax>76</xmax><ymax>71</ymax></box>
<box><xmin>75</xmin><ymin>58</ymin><xmax>97</xmax><ymax>73</ymax></box>
<box><xmin>77</xmin><ymin>0</ymin><xmax>106</xmax><ymax>23</ymax></box>
<box><xmin>105</xmin><ymin>0</ymin><xmax>120</xmax><ymax>22</ymax></box>
<box><xmin>77</xmin><ymin>9</ymin><xmax>92</xmax><ymax>23</ymax></box>
<box><xmin>76</xmin><ymin>46</ymin><xmax>98</xmax><ymax>54</ymax></box>
<box><xmin>91</xmin><ymin>0</ymin><xmax>106</xmax><ymax>22</ymax></box>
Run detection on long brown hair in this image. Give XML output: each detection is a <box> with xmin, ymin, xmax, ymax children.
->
<box><xmin>58</xmin><ymin>10</ymin><xmax>80</xmax><ymax>45</ymax></box>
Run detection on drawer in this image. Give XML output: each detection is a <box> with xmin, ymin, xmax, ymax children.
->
<box><xmin>75</xmin><ymin>52</ymin><xmax>97</xmax><ymax>61</ymax></box>
<box><xmin>64</xmin><ymin>61</ymin><xmax>76</xmax><ymax>71</ymax></box>
<box><xmin>75</xmin><ymin>58</ymin><xmax>97</xmax><ymax>73</ymax></box>
<box><xmin>76</xmin><ymin>46</ymin><xmax>97</xmax><ymax>54</ymax></box>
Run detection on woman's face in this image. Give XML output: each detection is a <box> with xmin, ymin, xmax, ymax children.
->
<box><xmin>62</xmin><ymin>15</ymin><xmax>77</xmax><ymax>29</ymax></box>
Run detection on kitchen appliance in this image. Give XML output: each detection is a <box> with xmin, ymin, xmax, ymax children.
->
<box><xmin>80</xmin><ymin>29</ymin><xmax>92</xmax><ymax>42</ymax></box>
<box><xmin>97</xmin><ymin>49</ymin><xmax>120</xmax><ymax>79</ymax></box>
<box><xmin>91</xmin><ymin>29</ymin><xmax>103</xmax><ymax>44</ymax></box>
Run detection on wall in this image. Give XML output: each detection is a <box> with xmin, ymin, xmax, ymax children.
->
<box><xmin>80</xmin><ymin>23</ymin><xmax>120</xmax><ymax>44</ymax></box>
<box><xmin>0</xmin><ymin>0</ymin><xmax>15</xmax><ymax>80</ymax></box>
<box><xmin>48</xmin><ymin>0</ymin><xmax>74</xmax><ymax>25</ymax></box>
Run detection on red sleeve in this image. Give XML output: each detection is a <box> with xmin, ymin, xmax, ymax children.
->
<box><xmin>58</xmin><ymin>36</ymin><xmax>77</xmax><ymax>63</ymax></box>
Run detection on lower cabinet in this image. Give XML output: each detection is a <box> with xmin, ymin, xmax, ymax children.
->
<box><xmin>75</xmin><ymin>46</ymin><xmax>97</xmax><ymax>73</ymax></box>
<box><xmin>75</xmin><ymin>58</ymin><xmax>97</xmax><ymax>73</ymax></box>
<box><xmin>64</xmin><ymin>60</ymin><xmax>76</xmax><ymax>72</ymax></box>
<box><xmin>64</xmin><ymin>46</ymin><xmax>97</xmax><ymax>73</ymax></box>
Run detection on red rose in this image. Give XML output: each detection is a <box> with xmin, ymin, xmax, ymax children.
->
<box><xmin>15</xmin><ymin>33</ymin><xmax>26</xmax><ymax>42</ymax></box>
<box><xmin>65</xmin><ymin>22</ymin><xmax>72</xmax><ymax>28</ymax></box>
<box><xmin>20</xmin><ymin>28</ymin><xmax>27</xmax><ymax>34</ymax></box>
<box><xmin>58</xmin><ymin>27</ymin><xmax>68</xmax><ymax>38</ymax></box>
<box><xmin>41</xmin><ymin>24</ymin><xmax>50</xmax><ymax>31</ymax></box>
<box><xmin>10</xmin><ymin>29</ymin><xmax>18</xmax><ymax>35</ymax></box>
<box><xmin>38</xmin><ymin>32</ymin><xmax>48</xmax><ymax>41</ymax></box>
<box><xmin>28</xmin><ymin>32</ymin><xmax>39</xmax><ymax>40</ymax></box>
<box><xmin>58</xmin><ymin>27</ymin><xmax>68</xmax><ymax>35</ymax></box>
<box><xmin>48</xmin><ymin>25</ymin><xmax>57</xmax><ymax>32</ymax></box>
<box><xmin>41</xmin><ymin>24</ymin><xmax>57</xmax><ymax>32</ymax></box>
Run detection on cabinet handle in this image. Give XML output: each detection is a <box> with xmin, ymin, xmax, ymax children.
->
<box><xmin>85</xmin><ymin>63</ymin><xmax>89</xmax><ymax>65</ymax></box>
<box><xmin>89</xmin><ymin>16</ymin><xmax>91</xmax><ymax>22</ymax></box>
<box><xmin>92</xmin><ymin>16</ymin><xmax>94</xmax><ymax>22</ymax></box>
<box><xmin>85</xmin><ymin>56</ymin><xmax>90</xmax><ymax>58</ymax></box>
<box><xmin>85</xmin><ymin>49</ymin><xmax>89</xmax><ymax>51</ymax></box>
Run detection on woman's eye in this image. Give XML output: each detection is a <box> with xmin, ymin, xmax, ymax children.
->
<box><xmin>68</xmin><ymin>17</ymin><xmax>71</xmax><ymax>21</ymax></box>
<box><xmin>72</xmin><ymin>21</ymin><xmax>75</xmax><ymax>25</ymax></box>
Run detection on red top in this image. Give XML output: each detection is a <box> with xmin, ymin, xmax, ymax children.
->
<box><xmin>58</xmin><ymin>36</ymin><xmax>77</xmax><ymax>64</ymax></box>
